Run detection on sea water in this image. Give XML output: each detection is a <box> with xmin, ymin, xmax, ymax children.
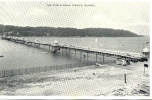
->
<box><xmin>0</xmin><ymin>37</ymin><xmax>150</xmax><ymax>70</ymax></box>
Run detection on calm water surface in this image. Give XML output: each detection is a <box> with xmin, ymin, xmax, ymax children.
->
<box><xmin>0</xmin><ymin>37</ymin><xmax>150</xmax><ymax>70</ymax></box>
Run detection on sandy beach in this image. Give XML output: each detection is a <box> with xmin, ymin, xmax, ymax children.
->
<box><xmin>0</xmin><ymin>61</ymin><xmax>150</xmax><ymax>96</ymax></box>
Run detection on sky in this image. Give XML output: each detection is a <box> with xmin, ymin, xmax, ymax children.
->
<box><xmin>0</xmin><ymin>1</ymin><xmax>150</xmax><ymax>35</ymax></box>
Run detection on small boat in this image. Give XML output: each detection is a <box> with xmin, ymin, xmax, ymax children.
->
<box><xmin>0</xmin><ymin>55</ymin><xmax>4</xmax><ymax>57</ymax></box>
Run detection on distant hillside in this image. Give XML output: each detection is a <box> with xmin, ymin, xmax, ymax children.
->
<box><xmin>0</xmin><ymin>24</ymin><xmax>139</xmax><ymax>37</ymax></box>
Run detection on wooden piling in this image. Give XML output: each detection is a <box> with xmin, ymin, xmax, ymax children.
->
<box><xmin>96</xmin><ymin>53</ymin><xmax>97</xmax><ymax>63</ymax></box>
<box><xmin>103</xmin><ymin>54</ymin><xmax>104</xmax><ymax>63</ymax></box>
<box><xmin>124</xmin><ymin>74</ymin><xmax>127</xmax><ymax>84</ymax></box>
<box><xmin>75</xmin><ymin>49</ymin><xmax>76</xmax><ymax>58</ymax></box>
<box><xmin>87</xmin><ymin>52</ymin><xmax>88</xmax><ymax>65</ymax></box>
<box><xmin>49</xmin><ymin>46</ymin><xmax>50</xmax><ymax>50</ymax></box>
<box><xmin>80</xmin><ymin>51</ymin><xmax>82</xmax><ymax>60</ymax></box>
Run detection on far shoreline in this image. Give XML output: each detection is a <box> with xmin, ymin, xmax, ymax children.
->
<box><xmin>0</xmin><ymin>35</ymin><xmax>148</xmax><ymax>38</ymax></box>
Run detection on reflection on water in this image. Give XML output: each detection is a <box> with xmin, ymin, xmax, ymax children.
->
<box><xmin>0</xmin><ymin>37</ymin><xmax>150</xmax><ymax>70</ymax></box>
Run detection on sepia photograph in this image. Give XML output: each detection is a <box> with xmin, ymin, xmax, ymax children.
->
<box><xmin>0</xmin><ymin>0</ymin><xmax>150</xmax><ymax>98</ymax></box>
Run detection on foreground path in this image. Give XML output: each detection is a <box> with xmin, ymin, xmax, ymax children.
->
<box><xmin>0</xmin><ymin>61</ymin><xmax>149</xmax><ymax>96</ymax></box>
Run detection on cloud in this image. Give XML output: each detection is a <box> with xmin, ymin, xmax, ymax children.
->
<box><xmin>125</xmin><ymin>24</ymin><xmax>150</xmax><ymax>36</ymax></box>
<box><xmin>0</xmin><ymin>1</ymin><xmax>150</xmax><ymax>35</ymax></box>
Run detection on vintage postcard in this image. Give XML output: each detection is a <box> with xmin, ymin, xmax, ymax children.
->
<box><xmin>0</xmin><ymin>0</ymin><xmax>150</xmax><ymax>99</ymax></box>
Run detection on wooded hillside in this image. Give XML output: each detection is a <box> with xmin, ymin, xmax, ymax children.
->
<box><xmin>0</xmin><ymin>24</ymin><xmax>139</xmax><ymax>37</ymax></box>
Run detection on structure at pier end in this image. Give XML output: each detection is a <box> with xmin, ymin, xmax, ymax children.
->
<box><xmin>142</xmin><ymin>47</ymin><xmax>150</xmax><ymax>59</ymax></box>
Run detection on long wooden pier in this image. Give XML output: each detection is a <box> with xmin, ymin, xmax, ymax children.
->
<box><xmin>1</xmin><ymin>36</ymin><xmax>148</xmax><ymax>65</ymax></box>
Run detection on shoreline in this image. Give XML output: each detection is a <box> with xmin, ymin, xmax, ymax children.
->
<box><xmin>0</xmin><ymin>61</ymin><xmax>150</xmax><ymax>96</ymax></box>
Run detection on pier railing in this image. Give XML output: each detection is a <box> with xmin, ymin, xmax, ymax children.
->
<box><xmin>0</xmin><ymin>60</ymin><xmax>115</xmax><ymax>78</ymax></box>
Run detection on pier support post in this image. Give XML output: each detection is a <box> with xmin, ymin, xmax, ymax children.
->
<box><xmin>62</xmin><ymin>48</ymin><xmax>63</xmax><ymax>54</ymax></box>
<box><xmin>51</xmin><ymin>47</ymin><xmax>52</xmax><ymax>52</ymax></box>
<box><xmin>49</xmin><ymin>46</ymin><xmax>50</xmax><ymax>50</ymax></box>
<box><xmin>96</xmin><ymin>53</ymin><xmax>97</xmax><ymax>63</ymax></box>
<box><xmin>103</xmin><ymin>54</ymin><xmax>104</xmax><ymax>64</ymax></box>
<box><xmin>80</xmin><ymin>51</ymin><xmax>82</xmax><ymax>60</ymax></box>
<box><xmin>124</xmin><ymin>74</ymin><xmax>127</xmax><ymax>84</ymax></box>
<box><xmin>75</xmin><ymin>49</ymin><xmax>76</xmax><ymax>58</ymax></box>
<box><xmin>66</xmin><ymin>48</ymin><xmax>67</xmax><ymax>54</ymax></box>
<box><xmin>68</xmin><ymin>49</ymin><xmax>69</xmax><ymax>59</ymax></box>
<box><xmin>59</xmin><ymin>47</ymin><xmax>60</xmax><ymax>53</ymax></box>
<box><xmin>87</xmin><ymin>52</ymin><xmax>88</xmax><ymax>65</ymax></box>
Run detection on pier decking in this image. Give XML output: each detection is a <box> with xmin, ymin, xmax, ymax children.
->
<box><xmin>1</xmin><ymin>36</ymin><xmax>148</xmax><ymax>63</ymax></box>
